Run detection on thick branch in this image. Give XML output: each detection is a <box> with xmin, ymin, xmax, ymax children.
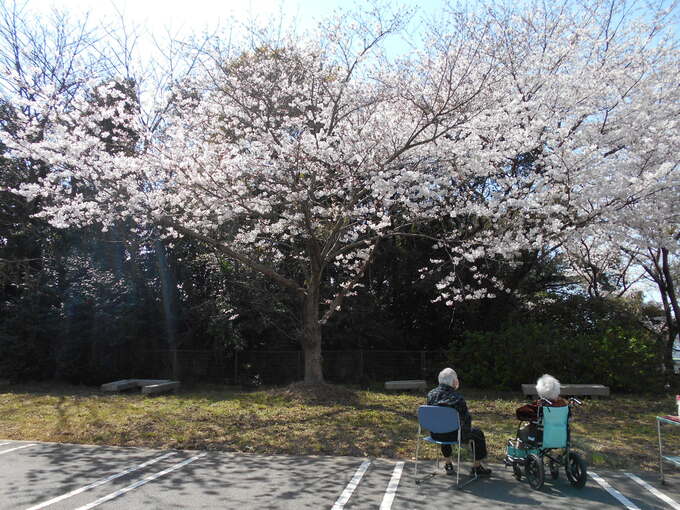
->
<box><xmin>320</xmin><ymin>237</ymin><xmax>381</xmax><ymax>325</ymax></box>
<box><xmin>160</xmin><ymin>218</ymin><xmax>305</xmax><ymax>296</ymax></box>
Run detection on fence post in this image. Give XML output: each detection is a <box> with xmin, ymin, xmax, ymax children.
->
<box><xmin>298</xmin><ymin>351</ymin><xmax>303</xmax><ymax>381</ymax></box>
<box><xmin>421</xmin><ymin>351</ymin><xmax>426</xmax><ymax>379</ymax></box>
<box><xmin>234</xmin><ymin>351</ymin><xmax>238</xmax><ymax>385</ymax></box>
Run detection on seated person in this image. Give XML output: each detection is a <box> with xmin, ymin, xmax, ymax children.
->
<box><xmin>427</xmin><ymin>367</ymin><xmax>491</xmax><ymax>476</ymax></box>
<box><xmin>515</xmin><ymin>374</ymin><xmax>568</xmax><ymax>445</ymax></box>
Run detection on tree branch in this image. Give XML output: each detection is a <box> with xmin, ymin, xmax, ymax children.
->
<box><xmin>160</xmin><ymin>218</ymin><xmax>305</xmax><ymax>296</ymax></box>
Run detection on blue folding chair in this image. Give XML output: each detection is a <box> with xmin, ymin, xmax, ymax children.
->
<box><xmin>414</xmin><ymin>405</ymin><xmax>478</xmax><ymax>489</ymax></box>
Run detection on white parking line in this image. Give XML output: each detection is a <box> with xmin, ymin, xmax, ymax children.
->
<box><xmin>0</xmin><ymin>442</ymin><xmax>9</xmax><ymax>447</ymax></box>
<box><xmin>331</xmin><ymin>460</ymin><xmax>371</xmax><ymax>510</ymax></box>
<box><xmin>590</xmin><ymin>471</ymin><xmax>641</xmax><ymax>510</ymax></box>
<box><xmin>0</xmin><ymin>444</ymin><xmax>36</xmax><ymax>455</ymax></box>
<box><xmin>379</xmin><ymin>462</ymin><xmax>404</xmax><ymax>510</ymax></box>
<box><xmin>73</xmin><ymin>453</ymin><xmax>207</xmax><ymax>510</ymax></box>
<box><xmin>625</xmin><ymin>472</ymin><xmax>680</xmax><ymax>509</ymax></box>
<box><xmin>25</xmin><ymin>452</ymin><xmax>177</xmax><ymax>510</ymax></box>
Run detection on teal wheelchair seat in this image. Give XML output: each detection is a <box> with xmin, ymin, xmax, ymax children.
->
<box><xmin>541</xmin><ymin>405</ymin><xmax>569</xmax><ymax>449</ymax></box>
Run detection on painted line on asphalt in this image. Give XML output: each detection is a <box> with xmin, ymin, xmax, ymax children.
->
<box><xmin>625</xmin><ymin>472</ymin><xmax>680</xmax><ymax>510</ymax></box>
<box><xmin>332</xmin><ymin>460</ymin><xmax>371</xmax><ymax>510</ymax></box>
<box><xmin>0</xmin><ymin>444</ymin><xmax>36</xmax><ymax>455</ymax></box>
<box><xmin>73</xmin><ymin>453</ymin><xmax>206</xmax><ymax>510</ymax></box>
<box><xmin>25</xmin><ymin>452</ymin><xmax>177</xmax><ymax>510</ymax></box>
<box><xmin>590</xmin><ymin>472</ymin><xmax>641</xmax><ymax>510</ymax></box>
<box><xmin>0</xmin><ymin>442</ymin><xmax>9</xmax><ymax>447</ymax></box>
<box><xmin>380</xmin><ymin>462</ymin><xmax>404</xmax><ymax>510</ymax></box>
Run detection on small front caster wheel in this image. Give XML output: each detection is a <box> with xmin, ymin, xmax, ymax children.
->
<box><xmin>525</xmin><ymin>454</ymin><xmax>545</xmax><ymax>490</ymax></box>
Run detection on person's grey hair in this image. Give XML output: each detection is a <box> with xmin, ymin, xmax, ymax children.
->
<box><xmin>536</xmin><ymin>374</ymin><xmax>560</xmax><ymax>401</ymax></box>
<box><xmin>438</xmin><ymin>367</ymin><xmax>459</xmax><ymax>388</ymax></box>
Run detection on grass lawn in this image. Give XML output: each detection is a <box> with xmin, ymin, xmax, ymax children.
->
<box><xmin>0</xmin><ymin>382</ymin><xmax>678</xmax><ymax>472</ymax></box>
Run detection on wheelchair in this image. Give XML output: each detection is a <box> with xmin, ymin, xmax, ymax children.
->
<box><xmin>504</xmin><ymin>397</ymin><xmax>587</xmax><ymax>490</ymax></box>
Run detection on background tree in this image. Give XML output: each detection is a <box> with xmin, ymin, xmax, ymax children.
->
<box><xmin>561</xmin><ymin>233</ymin><xmax>641</xmax><ymax>298</ymax></box>
<box><xmin>609</xmin><ymin>185</ymin><xmax>679</xmax><ymax>376</ymax></box>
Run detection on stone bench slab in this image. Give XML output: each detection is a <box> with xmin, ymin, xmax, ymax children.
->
<box><xmin>141</xmin><ymin>381</ymin><xmax>181</xmax><ymax>395</ymax></box>
<box><xmin>101</xmin><ymin>379</ymin><xmax>144</xmax><ymax>392</ymax></box>
<box><xmin>385</xmin><ymin>380</ymin><xmax>427</xmax><ymax>391</ymax></box>
<box><xmin>101</xmin><ymin>379</ymin><xmax>178</xmax><ymax>394</ymax></box>
<box><xmin>522</xmin><ymin>383</ymin><xmax>610</xmax><ymax>397</ymax></box>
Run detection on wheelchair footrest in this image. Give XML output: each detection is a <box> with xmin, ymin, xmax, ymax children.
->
<box><xmin>504</xmin><ymin>456</ymin><xmax>522</xmax><ymax>466</ymax></box>
<box><xmin>506</xmin><ymin>439</ymin><xmax>540</xmax><ymax>459</ymax></box>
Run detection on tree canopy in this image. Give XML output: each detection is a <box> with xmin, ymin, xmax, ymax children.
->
<box><xmin>2</xmin><ymin>0</ymin><xmax>678</xmax><ymax>383</ymax></box>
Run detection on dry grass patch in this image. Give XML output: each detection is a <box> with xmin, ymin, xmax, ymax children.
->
<box><xmin>0</xmin><ymin>383</ymin><xmax>678</xmax><ymax>471</ymax></box>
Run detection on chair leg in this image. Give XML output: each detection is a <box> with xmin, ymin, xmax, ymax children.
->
<box><xmin>415</xmin><ymin>437</ymin><xmax>440</xmax><ymax>485</ymax></box>
<box><xmin>414</xmin><ymin>432</ymin><xmax>435</xmax><ymax>484</ymax></box>
<box><xmin>456</xmin><ymin>439</ymin><xmax>478</xmax><ymax>490</ymax></box>
<box><xmin>456</xmin><ymin>438</ymin><xmax>461</xmax><ymax>488</ymax></box>
<box><xmin>414</xmin><ymin>432</ymin><xmax>420</xmax><ymax>480</ymax></box>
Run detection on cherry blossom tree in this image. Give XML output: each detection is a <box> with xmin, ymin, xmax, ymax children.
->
<box><xmin>3</xmin><ymin>1</ymin><xmax>678</xmax><ymax>383</ymax></box>
<box><xmin>561</xmin><ymin>231</ymin><xmax>642</xmax><ymax>298</ymax></box>
<box><xmin>603</xmin><ymin>183</ymin><xmax>679</xmax><ymax>374</ymax></box>
<box><xmin>554</xmin><ymin>127</ymin><xmax>678</xmax><ymax>372</ymax></box>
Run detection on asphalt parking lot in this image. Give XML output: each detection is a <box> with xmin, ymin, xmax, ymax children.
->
<box><xmin>1</xmin><ymin>439</ymin><xmax>679</xmax><ymax>509</ymax></box>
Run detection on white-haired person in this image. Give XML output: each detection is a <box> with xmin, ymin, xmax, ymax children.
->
<box><xmin>426</xmin><ymin>367</ymin><xmax>491</xmax><ymax>477</ymax></box>
<box><xmin>515</xmin><ymin>374</ymin><xmax>568</xmax><ymax>445</ymax></box>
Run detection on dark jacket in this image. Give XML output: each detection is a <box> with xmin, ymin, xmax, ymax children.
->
<box><xmin>426</xmin><ymin>383</ymin><xmax>472</xmax><ymax>437</ymax></box>
<box><xmin>516</xmin><ymin>397</ymin><xmax>568</xmax><ymax>422</ymax></box>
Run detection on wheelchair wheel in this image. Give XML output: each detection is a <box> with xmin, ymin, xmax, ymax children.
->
<box><xmin>565</xmin><ymin>452</ymin><xmax>587</xmax><ymax>488</ymax></box>
<box><xmin>525</xmin><ymin>454</ymin><xmax>544</xmax><ymax>490</ymax></box>
<box><xmin>512</xmin><ymin>463</ymin><xmax>522</xmax><ymax>481</ymax></box>
<box><xmin>549</xmin><ymin>460</ymin><xmax>559</xmax><ymax>480</ymax></box>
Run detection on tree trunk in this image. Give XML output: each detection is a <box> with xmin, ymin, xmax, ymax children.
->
<box><xmin>654</xmin><ymin>276</ymin><xmax>675</xmax><ymax>376</ymax></box>
<box><xmin>301</xmin><ymin>277</ymin><xmax>324</xmax><ymax>384</ymax></box>
<box><xmin>644</xmin><ymin>249</ymin><xmax>678</xmax><ymax>378</ymax></box>
<box><xmin>662</xmin><ymin>248</ymin><xmax>680</xmax><ymax>336</ymax></box>
<box><xmin>652</xmin><ymin>273</ymin><xmax>677</xmax><ymax>379</ymax></box>
<box><xmin>303</xmin><ymin>330</ymin><xmax>323</xmax><ymax>384</ymax></box>
<box><xmin>661</xmin><ymin>248</ymin><xmax>680</xmax><ymax>379</ymax></box>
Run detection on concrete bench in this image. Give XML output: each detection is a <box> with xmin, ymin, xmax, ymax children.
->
<box><xmin>101</xmin><ymin>379</ymin><xmax>144</xmax><ymax>392</ymax></box>
<box><xmin>522</xmin><ymin>383</ymin><xmax>610</xmax><ymax>398</ymax></box>
<box><xmin>385</xmin><ymin>380</ymin><xmax>427</xmax><ymax>392</ymax></box>
<box><xmin>141</xmin><ymin>381</ymin><xmax>181</xmax><ymax>395</ymax></box>
<box><xmin>101</xmin><ymin>379</ymin><xmax>180</xmax><ymax>395</ymax></box>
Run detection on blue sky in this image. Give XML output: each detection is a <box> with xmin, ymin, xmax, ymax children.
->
<box><xmin>19</xmin><ymin>0</ymin><xmax>451</xmax><ymax>64</ymax></box>
<box><xmin>27</xmin><ymin>0</ymin><xmax>448</xmax><ymax>38</ymax></box>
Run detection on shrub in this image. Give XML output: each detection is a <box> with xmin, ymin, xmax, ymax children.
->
<box><xmin>448</xmin><ymin>296</ymin><xmax>664</xmax><ymax>392</ymax></box>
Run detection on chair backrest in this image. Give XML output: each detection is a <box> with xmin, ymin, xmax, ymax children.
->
<box><xmin>541</xmin><ymin>406</ymin><xmax>569</xmax><ymax>448</ymax></box>
<box><xmin>417</xmin><ymin>405</ymin><xmax>460</xmax><ymax>434</ymax></box>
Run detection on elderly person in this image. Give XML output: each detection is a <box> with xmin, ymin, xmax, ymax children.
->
<box><xmin>516</xmin><ymin>374</ymin><xmax>568</xmax><ymax>445</ymax></box>
<box><xmin>427</xmin><ymin>367</ymin><xmax>491</xmax><ymax>476</ymax></box>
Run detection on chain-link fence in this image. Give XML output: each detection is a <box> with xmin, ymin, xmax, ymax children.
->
<box><xmin>132</xmin><ymin>349</ymin><xmax>448</xmax><ymax>385</ymax></box>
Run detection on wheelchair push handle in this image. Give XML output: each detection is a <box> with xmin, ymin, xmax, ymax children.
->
<box><xmin>568</xmin><ymin>397</ymin><xmax>582</xmax><ymax>406</ymax></box>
